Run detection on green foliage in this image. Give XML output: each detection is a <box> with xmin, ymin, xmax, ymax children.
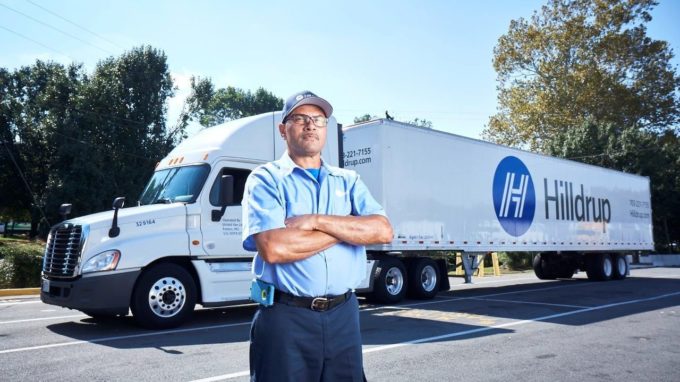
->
<box><xmin>486</xmin><ymin>0</ymin><xmax>680</xmax><ymax>150</ymax></box>
<box><xmin>352</xmin><ymin>113</ymin><xmax>433</xmax><ymax>128</ymax></box>
<box><xmin>0</xmin><ymin>239</ymin><xmax>44</xmax><ymax>288</ymax></box>
<box><xmin>545</xmin><ymin>120</ymin><xmax>680</xmax><ymax>251</ymax></box>
<box><xmin>187</xmin><ymin>77</ymin><xmax>283</xmax><ymax>127</ymax></box>
<box><xmin>354</xmin><ymin>114</ymin><xmax>375</xmax><ymax>123</ymax></box>
<box><xmin>408</xmin><ymin>118</ymin><xmax>433</xmax><ymax>129</ymax></box>
<box><xmin>497</xmin><ymin>252</ymin><xmax>533</xmax><ymax>270</ymax></box>
<box><xmin>0</xmin><ymin>46</ymin><xmax>181</xmax><ymax>234</ymax></box>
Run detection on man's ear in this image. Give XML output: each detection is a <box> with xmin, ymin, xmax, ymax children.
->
<box><xmin>278</xmin><ymin>123</ymin><xmax>286</xmax><ymax>139</ymax></box>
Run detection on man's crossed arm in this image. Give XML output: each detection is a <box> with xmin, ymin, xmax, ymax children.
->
<box><xmin>253</xmin><ymin>214</ymin><xmax>393</xmax><ymax>264</ymax></box>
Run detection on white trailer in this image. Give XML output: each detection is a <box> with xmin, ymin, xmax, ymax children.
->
<box><xmin>343</xmin><ymin>119</ymin><xmax>652</xmax><ymax>300</ymax></box>
<box><xmin>40</xmin><ymin>112</ymin><xmax>653</xmax><ymax>328</ymax></box>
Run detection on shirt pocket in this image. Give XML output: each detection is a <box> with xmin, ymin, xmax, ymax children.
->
<box><xmin>285</xmin><ymin>199</ymin><xmax>311</xmax><ymax>218</ymax></box>
<box><xmin>331</xmin><ymin>189</ymin><xmax>352</xmax><ymax>216</ymax></box>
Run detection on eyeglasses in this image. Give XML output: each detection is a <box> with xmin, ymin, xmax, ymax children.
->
<box><xmin>285</xmin><ymin>114</ymin><xmax>328</xmax><ymax>127</ymax></box>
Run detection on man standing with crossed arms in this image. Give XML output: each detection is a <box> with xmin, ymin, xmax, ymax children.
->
<box><xmin>242</xmin><ymin>90</ymin><xmax>393</xmax><ymax>381</ymax></box>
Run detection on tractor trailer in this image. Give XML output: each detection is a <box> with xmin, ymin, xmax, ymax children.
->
<box><xmin>40</xmin><ymin>112</ymin><xmax>653</xmax><ymax>328</ymax></box>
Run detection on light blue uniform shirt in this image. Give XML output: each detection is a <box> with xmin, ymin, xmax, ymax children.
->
<box><xmin>242</xmin><ymin>152</ymin><xmax>386</xmax><ymax>297</ymax></box>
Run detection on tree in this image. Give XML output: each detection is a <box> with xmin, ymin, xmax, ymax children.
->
<box><xmin>186</xmin><ymin>77</ymin><xmax>283</xmax><ymax>127</ymax></box>
<box><xmin>44</xmin><ymin>46</ymin><xmax>180</xmax><ymax>221</ymax></box>
<box><xmin>352</xmin><ymin>114</ymin><xmax>434</xmax><ymax>128</ymax></box>
<box><xmin>0</xmin><ymin>61</ymin><xmax>84</xmax><ymax>237</ymax></box>
<box><xmin>485</xmin><ymin>0</ymin><xmax>680</xmax><ymax>150</ymax></box>
<box><xmin>353</xmin><ymin>114</ymin><xmax>375</xmax><ymax>123</ymax></box>
<box><xmin>408</xmin><ymin>118</ymin><xmax>433</xmax><ymax>129</ymax></box>
<box><xmin>545</xmin><ymin>120</ymin><xmax>680</xmax><ymax>252</ymax></box>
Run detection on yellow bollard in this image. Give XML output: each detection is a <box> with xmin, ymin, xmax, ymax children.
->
<box><xmin>491</xmin><ymin>252</ymin><xmax>501</xmax><ymax>276</ymax></box>
<box><xmin>455</xmin><ymin>253</ymin><xmax>463</xmax><ymax>276</ymax></box>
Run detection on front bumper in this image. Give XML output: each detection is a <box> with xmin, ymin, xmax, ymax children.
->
<box><xmin>41</xmin><ymin>270</ymin><xmax>141</xmax><ymax>315</ymax></box>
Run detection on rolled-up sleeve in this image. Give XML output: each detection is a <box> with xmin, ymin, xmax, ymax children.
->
<box><xmin>350</xmin><ymin>175</ymin><xmax>386</xmax><ymax>217</ymax></box>
<box><xmin>242</xmin><ymin>167</ymin><xmax>286</xmax><ymax>251</ymax></box>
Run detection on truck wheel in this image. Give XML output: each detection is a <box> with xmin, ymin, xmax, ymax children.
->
<box><xmin>586</xmin><ymin>254</ymin><xmax>613</xmax><ymax>281</ymax></box>
<box><xmin>131</xmin><ymin>263</ymin><xmax>197</xmax><ymax>329</ymax></box>
<box><xmin>372</xmin><ymin>258</ymin><xmax>407</xmax><ymax>303</ymax></box>
<box><xmin>611</xmin><ymin>254</ymin><xmax>628</xmax><ymax>280</ymax></box>
<box><xmin>555</xmin><ymin>261</ymin><xmax>575</xmax><ymax>279</ymax></box>
<box><xmin>532</xmin><ymin>254</ymin><xmax>555</xmax><ymax>280</ymax></box>
<box><xmin>408</xmin><ymin>258</ymin><xmax>440</xmax><ymax>299</ymax></box>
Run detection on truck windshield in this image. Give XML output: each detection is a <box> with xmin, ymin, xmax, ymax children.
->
<box><xmin>139</xmin><ymin>164</ymin><xmax>211</xmax><ymax>205</ymax></box>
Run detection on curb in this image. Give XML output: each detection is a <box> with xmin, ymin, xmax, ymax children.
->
<box><xmin>0</xmin><ymin>288</ymin><xmax>40</xmax><ymax>297</ymax></box>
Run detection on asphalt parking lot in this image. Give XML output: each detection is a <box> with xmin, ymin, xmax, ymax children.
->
<box><xmin>1</xmin><ymin>267</ymin><xmax>679</xmax><ymax>381</ymax></box>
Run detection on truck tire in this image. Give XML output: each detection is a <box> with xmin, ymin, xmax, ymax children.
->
<box><xmin>408</xmin><ymin>258</ymin><xmax>440</xmax><ymax>299</ymax></box>
<box><xmin>532</xmin><ymin>254</ymin><xmax>555</xmax><ymax>280</ymax></box>
<box><xmin>611</xmin><ymin>254</ymin><xmax>628</xmax><ymax>280</ymax></box>
<box><xmin>586</xmin><ymin>254</ymin><xmax>613</xmax><ymax>281</ymax></box>
<box><xmin>131</xmin><ymin>263</ymin><xmax>197</xmax><ymax>329</ymax></box>
<box><xmin>371</xmin><ymin>258</ymin><xmax>407</xmax><ymax>303</ymax></box>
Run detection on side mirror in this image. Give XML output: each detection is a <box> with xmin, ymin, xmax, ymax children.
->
<box><xmin>109</xmin><ymin>197</ymin><xmax>126</xmax><ymax>238</ymax></box>
<box><xmin>113</xmin><ymin>197</ymin><xmax>125</xmax><ymax>209</ymax></box>
<box><xmin>212</xmin><ymin>175</ymin><xmax>234</xmax><ymax>222</ymax></box>
<box><xmin>59</xmin><ymin>203</ymin><xmax>72</xmax><ymax>221</ymax></box>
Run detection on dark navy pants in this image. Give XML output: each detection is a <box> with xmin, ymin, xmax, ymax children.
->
<box><xmin>249</xmin><ymin>293</ymin><xmax>364</xmax><ymax>382</ymax></box>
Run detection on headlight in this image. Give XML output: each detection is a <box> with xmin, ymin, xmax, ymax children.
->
<box><xmin>82</xmin><ymin>250</ymin><xmax>121</xmax><ymax>273</ymax></box>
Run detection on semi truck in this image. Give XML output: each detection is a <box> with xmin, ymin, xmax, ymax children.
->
<box><xmin>40</xmin><ymin>112</ymin><xmax>654</xmax><ymax>329</ymax></box>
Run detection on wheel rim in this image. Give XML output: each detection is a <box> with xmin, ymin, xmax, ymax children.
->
<box><xmin>385</xmin><ymin>267</ymin><xmax>404</xmax><ymax>296</ymax></box>
<box><xmin>148</xmin><ymin>277</ymin><xmax>186</xmax><ymax>318</ymax></box>
<box><xmin>616</xmin><ymin>256</ymin><xmax>627</xmax><ymax>275</ymax></box>
<box><xmin>602</xmin><ymin>256</ymin><xmax>613</xmax><ymax>277</ymax></box>
<box><xmin>420</xmin><ymin>265</ymin><xmax>438</xmax><ymax>292</ymax></box>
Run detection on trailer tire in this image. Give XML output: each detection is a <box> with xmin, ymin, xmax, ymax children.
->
<box><xmin>555</xmin><ymin>262</ymin><xmax>575</xmax><ymax>279</ymax></box>
<box><xmin>586</xmin><ymin>254</ymin><xmax>613</xmax><ymax>281</ymax></box>
<box><xmin>131</xmin><ymin>263</ymin><xmax>197</xmax><ymax>329</ymax></box>
<box><xmin>611</xmin><ymin>254</ymin><xmax>628</xmax><ymax>280</ymax></box>
<box><xmin>532</xmin><ymin>254</ymin><xmax>555</xmax><ymax>280</ymax></box>
<box><xmin>371</xmin><ymin>258</ymin><xmax>407</xmax><ymax>303</ymax></box>
<box><xmin>408</xmin><ymin>258</ymin><xmax>440</xmax><ymax>299</ymax></box>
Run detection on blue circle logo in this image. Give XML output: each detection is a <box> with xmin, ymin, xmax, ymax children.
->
<box><xmin>492</xmin><ymin>156</ymin><xmax>535</xmax><ymax>237</ymax></box>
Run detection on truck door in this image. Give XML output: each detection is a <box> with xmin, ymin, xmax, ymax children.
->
<box><xmin>200</xmin><ymin>165</ymin><xmax>252</xmax><ymax>256</ymax></box>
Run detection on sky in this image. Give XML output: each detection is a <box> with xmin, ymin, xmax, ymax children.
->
<box><xmin>1</xmin><ymin>0</ymin><xmax>679</xmax><ymax>139</ymax></box>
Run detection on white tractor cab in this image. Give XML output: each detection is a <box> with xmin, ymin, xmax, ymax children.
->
<box><xmin>41</xmin><ymin>112</ymin><xmax>341</xmax><ymax>328</ymax></box>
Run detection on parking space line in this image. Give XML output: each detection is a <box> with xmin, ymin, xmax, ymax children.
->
<box><xmin>466</xmin><ymin>297</ymin><xmax>588</xmax><ymax>309</ymax></box>
<box><xmin>188</xmin><ymin>289</ymin><xmax>680</xmax><ymax>382</ymax></box>
<box><xmin>362</xmin><ymin>281</ymin><xmax>590</xmax><ymax>312</ymax></box>
<box><xmin>362</xmin><ymin>290</ymin><xmax>680</xmax><ymax>354</ymax></box>
<box><xmin>0</xmin><ymin>300</ymin><xmax>42</xmax><ymax>306</ymax></box>
<box><xmin>0</xmin><ymin>314</ymin><xmax>87</xmax><ymax>325</ymax></box>
<box><xmin>450</xmin><ymin>277</ymin><xmax>539</xmax><ymax>286</ymax></box>
<box><xmin>0</xmin><ymin>321</ymin><xmax>251</xmax><ymax>355</ymax></box>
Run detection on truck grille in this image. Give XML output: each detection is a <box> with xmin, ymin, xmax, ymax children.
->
<box><xmin>43</xmin><ymin>224</ymin><xmax>86</xmax><ymax>278</ymax></box>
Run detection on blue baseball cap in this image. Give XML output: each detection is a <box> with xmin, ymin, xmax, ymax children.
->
<box><xmin>281</xmin><ymin>90</ymin><xmax>333</xmax><ymax>122</ymax></box>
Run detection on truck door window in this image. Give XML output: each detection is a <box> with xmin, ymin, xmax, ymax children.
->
<box><xmin>209</xmin><ymin>168</ymin><xmax>251</xmax><ymax>206</ymax></box>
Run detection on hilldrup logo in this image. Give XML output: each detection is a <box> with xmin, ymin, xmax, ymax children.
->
<box><xmin>492</xmin><ymin>156</ymin><xmax>536</xmax><ymax>237</ymax></box>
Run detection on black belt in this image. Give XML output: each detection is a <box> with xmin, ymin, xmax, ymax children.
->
<box><xmin>274</xmin><ymin>290</ymin><xmax>352</xmax><ymax>312</ymax></box>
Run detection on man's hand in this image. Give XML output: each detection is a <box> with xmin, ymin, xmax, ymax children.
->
<box><xmin>285</xmin><ymin>214</ymin><xmax>319</xmax><ymax>231</ymax></box>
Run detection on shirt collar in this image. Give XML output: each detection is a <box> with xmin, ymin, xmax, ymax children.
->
<box><xmin>277</xmin><ymin>151</ymin><xmax>343</xmax><ymax>177</ymax></box>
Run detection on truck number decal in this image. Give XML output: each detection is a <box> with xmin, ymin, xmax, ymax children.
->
<box><xmin>136</xmin><ymin>219</ymin><xmax>156</xmax><ymax>227</ymax></box>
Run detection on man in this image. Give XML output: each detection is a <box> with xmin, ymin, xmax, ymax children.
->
<box><xmin>242</xmin><ymin>90</ymin><xmax>393</xmax><ymax>381</ymax></box>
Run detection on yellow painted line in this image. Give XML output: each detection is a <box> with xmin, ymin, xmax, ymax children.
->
<box><xmin>0</xmin><ymin>288</ymin><xmax>40</xmax><ymax>297</ymax></box>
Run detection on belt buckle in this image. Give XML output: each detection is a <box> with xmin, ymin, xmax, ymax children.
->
<box><xmin>310</xmin><ymin>297</ymin><xmax>330</xmax><ymax>311</ymax></box>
